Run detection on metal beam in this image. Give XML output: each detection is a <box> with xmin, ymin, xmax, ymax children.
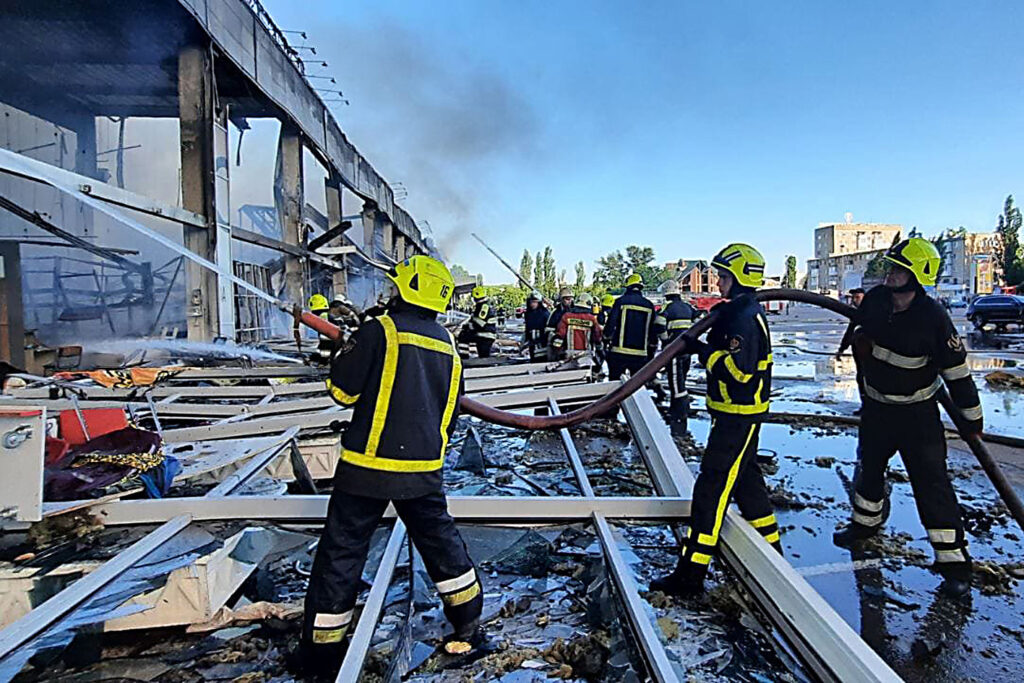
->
<box><xmin>620</xmin><ymin>390</ymin><xmax>899</xmax><ymax>683</ymax></box>
<box><xmin>0</xmin><ymin>516</ymin><xmax>194</xmax><ymax>664</ymax></box>
<box><xmin>336</xmin><ymin>522</ymin><xmax>406</xmax><ymax>682</ymax></box>
<box><xmin>0</xmin><ymin>147</ymin><xmax>205</xmax><ymax>229</ymax></box>
<box><xmin>87</xmin><ymin>496</ymin><xmax>692</xmax><ymax>526</ymax></box>
<box><xmin>550</xmin><ymin>399</ymin><xmax>677</xmax><ymax>682</ymax></box>
<box><xmin>0</xmin><ymin>430</ymin><xmax>297</xmax><ymax>671</ymax></box>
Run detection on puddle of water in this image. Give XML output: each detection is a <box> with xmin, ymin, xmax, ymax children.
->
<box><xmin>681</xmin><ymin>418</ymin><xmax>1024</xmax><ymax>683</ymax></box>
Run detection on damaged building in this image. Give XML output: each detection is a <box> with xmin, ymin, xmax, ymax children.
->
<box><xmin>0</xmin><ymin>2</ymin><xmax>1023</xmax><ymax>683</ymax></box>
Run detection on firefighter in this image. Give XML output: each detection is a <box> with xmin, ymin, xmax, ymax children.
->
<box><xmin>459</xmin><ymin>286</ymin><xmax>498</xmax><ymax>358</ymax></box>
<box><xmin>523</xmin><ymin>291</ymin><xmax>550</xmax><ymax>362</ymax></box>
<box><xmin>603</xmin><ymin>274</ymin><xmax>658</xmax><ymax>380</ymax></box>
<box><xmin>301</xmin><ymin>256</ymin><xmax>483</xmax><ymax>675</ymax></box>
<box><xmin>545</xmin><ymin>287</ymin><xmax>575</xmax><ymax>360</ymax></box>
<box><xmin>597</xmin><ymin>294</ymin><xmax>616</xmax><ymax>326</ymax></box>
<box><xmin>832</xmin><ymin>238</ymin><xmax>982</xmax><ymax>598</ymax></box>
<box><xmin>553</xmin><ymin>292</ymin><xmax>603</xmax><ymax>357</ymax></box>
<box><xmin>654</xmin><ymin>280</ymin><xmax>698</xmax><ymax>421</ymax></box>
<box><xmin>651</xmin><ymin>243</ymin><xmax>777</xmax><ymax>597</ymax></box>
<box><xmin>308</xmin><ymin>293</ymin><xmax>333</xmax><ymax>365</ymax></box>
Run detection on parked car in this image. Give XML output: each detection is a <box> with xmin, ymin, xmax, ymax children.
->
<box><xmin>966</xmin><ymin>294</ymin><xmax>1024</xmax><ymax>330</ymax></box>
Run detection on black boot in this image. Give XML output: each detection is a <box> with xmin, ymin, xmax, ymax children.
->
<box><xmin>935</xmin><ymin>562</ymin><xmax>972</xmax><ymax>599</ymax></box>
<box><xmin>649</xmin><ymin>566</ymin><xmax>705</xmax><ymax>597</ymax></box>
<box><xmin>833</xmin><ymin>523</ymin><xmax>879</xmax><ymax>548</ymax></box>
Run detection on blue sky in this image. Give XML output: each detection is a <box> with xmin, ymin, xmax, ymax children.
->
<box><xmin>263</xmin><ymin>0</ymin><xmax>1024</xmax><ymax>283</ymax></box>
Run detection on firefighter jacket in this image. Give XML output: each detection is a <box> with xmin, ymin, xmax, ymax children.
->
<box><xmin>597</xmin><ymin>308</ymin><xmax>609</xmax><ymax>327</ymax></box>
<box><xmin>852</xmin><ymin>286</ymin><xmax>982</xmax><ymax>424</ymax></box>
<box><xmin>325</xmin><ymin>302</ymin><xmax>464</xmax><ymax>499</ymax></box>
<box><xmin>545</xmin><ymin>304</ymin><xmax>571</xmax><ymax>339</ymax></box>
<box><xmin>604</xmin><ymin>287</ymin><xmax>658</xmax><ymax>358</ymax></box>
<box><xmin>654</xmin><ymin>298</ymin><xmax>698</xmax><ymax>343</ymax></box>
<box><xmin>524</xmin><ymin>305</ymin><xmax>550</xmax><ymax>345</ymax></box>
<box><xmin>469</xmin><ymin>300</ymin><xmax>498</xmax><ymax>340</ymax></box>
<box><xmin>555</xmin><ymin>306</ymin><xmax>603</xmax><ymax>353</ymax></box>
<box><xmin>697</xmin><ymin>293</ymin><xmax>773</xmax><ymax>418</ymax></box>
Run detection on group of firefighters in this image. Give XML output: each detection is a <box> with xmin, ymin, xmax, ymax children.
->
<box><xmin>298</xmin><ymin>236</ymin><xmax>984</xmax><ymax>676</ymax></box>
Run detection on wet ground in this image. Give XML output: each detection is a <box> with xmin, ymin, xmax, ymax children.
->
<box><xmin>761</xmin><ymin>305</ymin><xmax>1024</xmax><ymax>439</ymax></box>
<box><xmin>681</xmin><ymin>417</ymin><xmax>1024</xmax><ymax>683</ymax></box>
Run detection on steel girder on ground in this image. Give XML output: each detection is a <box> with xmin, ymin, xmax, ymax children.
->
<box><xmin>620</xmin><ymin>390</ymin><xmax>900</xmax><ymax>683</ymax></box>
<box><xmin>87</xmin><ymin>496</ymin><xmax>692</xmax><ymax>526</ymax></box>
<box><xmin>0</xmin><ymin>430</ymin><xmax>299</xmax><ymax>671</ymax></box>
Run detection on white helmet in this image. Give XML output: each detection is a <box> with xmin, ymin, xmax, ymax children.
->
<box><xmin>664</xmin><ymin>280</ymin><xmax>680</xmax><ymax>296</ymax></box>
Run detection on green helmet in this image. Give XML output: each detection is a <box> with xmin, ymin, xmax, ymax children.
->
<box><xmin>884</xmin><ymin>237</ymin><xmax>941</xmax><ymax>287</ymax></box>
<box><xmin>711</xmin><ymin>243</ymin><xmax>765</xmax><ymax>288</ymax></box>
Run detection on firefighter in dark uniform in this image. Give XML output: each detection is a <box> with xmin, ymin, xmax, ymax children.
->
<box><xmin>603</xmin><ymin>273</ymin><xmax>658</xmax><ymax>380</ymax></box>
<box><xmin>523</xmin><ymin>291</ymin><xmax>549</xmax><ymax>362</ymax></box>
<box><xmin>459</xmin><ymin>286</ymin><xmax>498</xmax><ymax>358</ymax></box>
<box><xmin>308</xmin><ymin>294</ymin><xmax>333</xmax><ymax>365</ymax></box>
<box><xmin>597</xmin><ymin>294</ymin><xmax>616</xmax><ymax>327</ymax></box>
<box><xmin>832</xmin><ymin>238</ymin><xmax>983</xmax><ymax>598</ymax></box>
<box><xmin>545</xmin><ymin>287</ymin><xmax>575</xmax><ymax>360</ymax></box>
<box><xmin>302</xmin><ymin>256</ymin><xmax>484</xmax><ymax>673</ymax></box>
<box><xmin>651</xmin><ymin>243</ymin><xmax>778</xmax><ymax>596</ymax></box>
<box><xmin>654</xmin><ymin>279</ymin><xmax>698</xmax><ymax>421</ymax></box>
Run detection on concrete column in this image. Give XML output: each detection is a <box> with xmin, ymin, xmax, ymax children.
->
<box><xmin>361</xmin><ymin>203</ymin><xmax>377</xmax><ymax>255</ymax></box>
<box><xmin>325</xmin><ymin>174</ymin><xmax>347</xmax><ymax>298</ymax></box>
<box><xmin>178</xmin><ymin>43</ymin><xmax>219</xmax><ymax>341</ymax></box>
<box><xmin>394</xmin><ymin>234</ymin><xmax>406</xmax><ymax>264</ymax></box>
<box><xmin>68</xmin><ymin>115</ymin><xmax>97</xmax><ymax>241</ymax></box>
<box><xmin>382</xmin><ymin>220</ymin><xmax>394</xmax><ymax>261</ymax></box>
<box><xmin>278</xmin><ymin>126</ymin><xmax>305</xmax><ymax>306</ymax></box>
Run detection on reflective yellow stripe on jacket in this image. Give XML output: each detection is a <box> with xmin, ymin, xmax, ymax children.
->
<box><xmin>341</xmin><ymin>317</ymin><xmax>462</xmax><ymax>473</ymax></box>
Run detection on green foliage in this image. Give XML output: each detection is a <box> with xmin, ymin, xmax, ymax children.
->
<box><xmin>783</xmin><ymin>255</ymin><xmax>797</xmax><ymax>288</ymax></box>
<box><xmin>449</xmin><ymin>263</ymin><xmax>475</xmax><ymax>282</ymax></box>
<box><xmin>518</xmin><ymin>250</ymin><xmax>533</xmax><ymax>292</ymax></box>
<box><xmin>996</xmin><ymin>195</ymin><xmax>1024</xmax><ymax>286</ymax></box>
<box><xmin>479</xmin><ymin>284</ymin><xmax>525</xmax><ymax>314</ymax></box>
<box><xmin>593</xmin><ymin>250</ymin><xmax>628</xmax><ymax>290</ymax></box>
<box><xmin>542</xmin><ymin>247</ymin><xmax>557</xmax><ymax>297</ymax></box>
<box><xmin>533</xmin><ymin>251</ymin><xmax>543</xmax><ymax>291</ymax></box>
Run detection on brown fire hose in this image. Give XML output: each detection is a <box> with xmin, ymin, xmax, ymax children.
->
<box><xmin>298</xmin><ymin>288</ymin><xmax>1024</xmax><ymax>531</ymax></box>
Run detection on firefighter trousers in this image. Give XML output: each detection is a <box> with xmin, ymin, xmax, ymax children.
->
<box><xmin>666</xmin><ymin>354</ymin><xmax>691</xmax><ymax>420</ymax></box>
<box><xmin>303</xmin><ymin>488</ymin><xmax>483</xmax><ymax>654</ymax></box>
<box><xmin>607</xmin><ymin>353</ymin><xmax>647</xmax><ymax>381</ymax></box>
<box><xmin>676</xmin><ymin>416</ymin><xmax>780</xmax><ymax>579</ymax></box>
<box><xmin>852</xmin><ymin>399</ymin><xmax>971</xmax><ymax>579</ymax></box>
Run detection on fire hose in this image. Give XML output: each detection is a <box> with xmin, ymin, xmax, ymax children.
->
<box><xmin>295</xmin><ymin>288</ymin><xmax>1024</xmax><ymax>532</ymax></box>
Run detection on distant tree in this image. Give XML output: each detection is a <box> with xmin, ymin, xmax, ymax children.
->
<box><xmin>996</xmin><ymin>195</ymin><xmax>1024</xmax><ymax>286</ymax></box>
<box><xmin>593</xmin><ymin>250</ymin><xmax>628</xmax><ymax>290</ymax></box>
<box><xmin>542</xmin><ymin>246</ymin><xmax>557</xmax><ymax>297</ymax></box>
<box><xmin>575</xmin><ymin>261</ymin><xmax>586</xmax><ymax>290</ymax></box>
<box><xmin>783</xmin><ymin>255</ymin><xmax>797</xmax><ymax>288</ymax></box>
<box><xmin>533</xmin><ymin>251</ymin><xmax>543</xmax><ymax>291</ymax></box>
<box><xmin>519</xmin><ymin>250</ymin><xmax>533</xmax><ymax>292</ymax></box>
<box><xmin>450</xmin><ymin>263</ymin><xmax>473</xmax><ymax>281</ymax></box>
<box><xmin>625</xmin><ymin>245</ymin><xmax>671</xmax><ymax>289</ymax></box>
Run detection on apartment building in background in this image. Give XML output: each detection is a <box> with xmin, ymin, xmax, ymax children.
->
<box><xmin>805</xmin><ymin>220</ymin><xmax>902</xmax><ymax>295</ymax></box>
<box><xmin>935</xmin><ymin>231</ymin><xmax>1002</xmax><ymax>300</ymax></box>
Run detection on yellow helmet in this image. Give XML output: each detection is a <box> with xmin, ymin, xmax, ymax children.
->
<box><xmin>625</xmin><ymin>273</ymin><xmax>643</xmax><ymax>288</ymax></box>
<box><xmin>711</xmin><ymin>243</ymin><xmax>765</xmax><ymax>288</ymax></box>
<box><xmin>471</xmin><ymin>285</ymin><xmax>486</xmax><ymax>300</ymax></box>
<box><xmin>387</xmin><ymin>255</ymin><xmax>455</xmax><ymax>313</ymax></box>
<box><xmin>601</xmin><ymin>294</ymin><xmax>616</xmax><ymax>307</ymax></box>
<box><xmin>308</xmin><ymin>293</ymin><xmax>329</xmax><ymax>311</ymax></box>
<box><xmin>884</xmin><ymin>237</ymin><xmax>940</xmax><ymax>287</ymax></box>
